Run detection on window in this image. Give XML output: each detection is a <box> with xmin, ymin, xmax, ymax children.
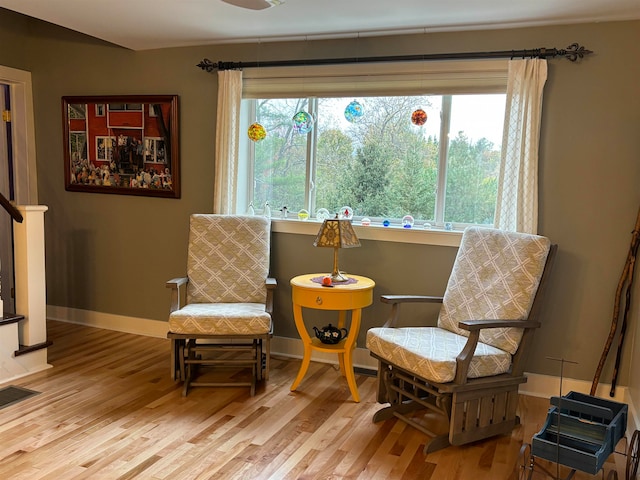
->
<box><xmin>241</xmin><ymin>94</ymin><xmax>505</xmax><ymax>227</ymax></box>
<box><xmin>144</xmin><ymin>137</ymin><xmax>166</xmax><ymax>163</ymax></box>
<box><xmin>96</xmin><ymin>136</ymin><xmax>114</xmax><ymax>161</ymax></box>
<box><xmin>108</xmin><ymin>103</ymin><xmax>143</xmax><ymax>111</ymax></box>
<box><xmin>237</xmin><ymin>59</ymin><xmax>508</xmax><ymax>228</ymax></box>
<box><xmin>69</xmin><ymin>132</ymin><xmax>87</xmax><ymax>162</ymax></box>
<box><xmin>68</xmin><ymin>104</ymin><xmax>85</xmax><ymax>120</ymax></box>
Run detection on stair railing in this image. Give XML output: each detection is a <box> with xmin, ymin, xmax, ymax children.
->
<box><xmin>0</xmin><ymin>192</ymin><xmax>23</xmax><ymax>223</ymax></box>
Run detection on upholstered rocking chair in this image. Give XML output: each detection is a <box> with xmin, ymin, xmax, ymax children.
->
<box><xmin>167</xmin><ymin>214</ymin><xmax>276</xmax><ymax>396</ymax></box>
<box><xmin>366</xmin><ymin>227</ymin><xmax>557</xmax><ymax>453</ymax></box>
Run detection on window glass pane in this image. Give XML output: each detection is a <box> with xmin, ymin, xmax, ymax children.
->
<box><xmin>253</xmin><ymin>98</ymin><xmax>308</xmax><ymax>213</ymax></box>
<box><xmin>315</xmin><ymin>96</ymin><xmax>440</xmax><ymax>221</ymax></box>
<box><xmin>444</xmin><ymin>94</ymin><xmax>505</xmax><ymax>225</ymax></box>
<box><xmin>68</xmin><ymin>104</ymin><xmax>85</xmax><ymax>119</ymax></box>
<box><xmin>246</xmin><ymin>93</ymin><xmax>505</xmax><ymax>227</ymax></box>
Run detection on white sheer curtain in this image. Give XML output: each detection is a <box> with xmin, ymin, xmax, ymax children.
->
<box><xmin>213</xmin><ymin>69</ymin><xmax>243</xmax><ymax>214</ymax></box>
<box><xmin>494</xmin><ymin>59</ymin><xmax>548</xmax><ymax>234</ymax></box>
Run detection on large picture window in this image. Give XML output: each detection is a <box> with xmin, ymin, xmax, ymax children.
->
<box><xmin>240</xmin><ymin>93</ymin><xmax>504</xmax><ymax>228</ymax></box>
<box><xmin>237</xmin><ymin>59</ymin><xmax>509</xmax><ymax>228</ymax></box>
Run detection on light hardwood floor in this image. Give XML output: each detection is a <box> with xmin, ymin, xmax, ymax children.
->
<box><xmin>0</xmin><ymin>320</ymin><xmax>629</xmax><ymax>479</ymax></box>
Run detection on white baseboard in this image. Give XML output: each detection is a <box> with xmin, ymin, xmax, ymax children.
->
<box><xmin>46</xmin><ymin>305</ymin><xmax>639</xmax><ymax>435</ymax></box>
<box><xmin>47</xmin><ymin>305</ymin><xmax>169</xmax><ymax>338</ymax></box>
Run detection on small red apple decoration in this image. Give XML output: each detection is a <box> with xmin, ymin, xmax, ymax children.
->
<box><xmin>322</xmin><ymin>276</ymin><xmax>332</xmax><ymax>286</ymax></box>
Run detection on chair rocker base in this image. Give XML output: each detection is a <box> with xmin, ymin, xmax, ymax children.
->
<box><xmin>169</xmin><ymin>333</ymin><xmax>270</xmax><ymax>397</ymax></box>
<box><xmin>372</xmin><ymin>353</ymin><xmax>523</xmax><ymax>454</ymax></box>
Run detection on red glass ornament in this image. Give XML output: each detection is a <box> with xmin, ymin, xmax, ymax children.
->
<box><xmin>411</xmin><ymin>109</ymin><xmax>427</xmax><ymax>126</ymax></box>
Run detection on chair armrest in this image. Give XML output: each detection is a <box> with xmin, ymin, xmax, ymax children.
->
<box><xmin>266</xmin><ymin>277</ymin><xmax>277</xmax><ymax>315</ymax></box>
<box><xmin>458</xmin><ymin>319</ymin><xmax>541</xmax><ymax>331</ymax></box>
<box><xmin>381</xmin><ymin>295</ymin><xmax>444</xmax><ymax>304</ymax></box>
<box><xmin>167</xmin><ymin>277</ymin><xmax>188</xmax><ymax>288</ymax></box>
<box><xmin>380</xmin><ymin>295</ymin><xmax>443</xmax><ymax>327</ymax></box>
<box><xmin>167</xmin><ymin>277</ymin><xmax>188</xmax><ymax>313</ymax></box>
<box><xmin>453</xmin><ymin>319</ymin><xmax>541</xmax><ymax>384</ymax></box>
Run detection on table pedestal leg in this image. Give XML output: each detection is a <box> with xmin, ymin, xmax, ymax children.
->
<box><xmin>343</xmin><ymin>308</ymin><xmax>361</xmax><ymax>402</ymax></box>
<box><xmin>343</xmin><ymin>348</ymin><xmax>360</xmax><ymax>402</ymax></box>
<box><xmin>337</xmin><ymin>310</ymin><xmax>347</xmax><ymax>376</ymax></box>
<box><xmin>291</xmin><ymin>342</ymin><xmax>312</xmax><ymax>391</ymax></box>
<box><xmin>291</xmin><ymin>304</ymin><xmax>312</xmax><ymax>391</ymax></box>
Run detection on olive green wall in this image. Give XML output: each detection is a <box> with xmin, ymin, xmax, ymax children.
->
<box><xmin>1</xmin><ymin>8</ymin><xmax>638</xmax><ymax>390</ymax></box>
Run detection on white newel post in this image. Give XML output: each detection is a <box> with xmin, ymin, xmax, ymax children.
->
<box><xmin>13</xmin><ymin>205</ymin><xmax>48</xmax><ymax>346</ymax></box>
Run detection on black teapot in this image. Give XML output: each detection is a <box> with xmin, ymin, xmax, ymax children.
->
<box><xmin>313</xmin><ymin>324</ymin><xmax>348</xmax><ymax>344</ymax></box>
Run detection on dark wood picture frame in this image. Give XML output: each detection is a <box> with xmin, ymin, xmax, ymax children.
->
<box><xmin>62</xmin><ymin>95</ymin><xmax>180</xmax><ymax>198</ymax></box>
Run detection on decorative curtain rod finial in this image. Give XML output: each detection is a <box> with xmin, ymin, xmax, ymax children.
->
<box><xmin>197</xmin><ymin>58</ymin><xmax>216</xmax><ymax>72</ymax></box>
<box><xmin>560</xmin><ymin>42</ymin><xmax>593</xmax><ymax>62</ymax></box>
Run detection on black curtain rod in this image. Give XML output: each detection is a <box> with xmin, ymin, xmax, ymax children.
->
<box><xmin>198</xmin><ymin>42</ymin><xmax>592</xmax><ymax>72</ymax></box>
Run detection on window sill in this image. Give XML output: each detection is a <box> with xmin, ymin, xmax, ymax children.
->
<box><xmin>271</xmin><ymin>218</ymin><xmax>462</xmax><ymax>247</ymax></box>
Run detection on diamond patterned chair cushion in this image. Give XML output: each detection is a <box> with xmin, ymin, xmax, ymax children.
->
<box><xmin>437</xmin><ymin>227</ymin><xmax>551</xmax><ymax>354</ymax></box>
<box><xmin>366</xmin><ymin>327</ymin><xmax>512</xmax><ymax>383</ymax></box>
<box><xmin>169</xmin><ymin>302</ymin><xmax>272</xmax><ymax>335</ymax></box>
<box><xmin>186</xmin><ymin>214</ymin><xmax>270</xmax><ymax>305</ymax></box>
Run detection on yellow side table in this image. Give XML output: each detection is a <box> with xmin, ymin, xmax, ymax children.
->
<box><xmin>289</xmin><ymin>273</ymin><xmax>375</xmax><ymax>402</ymax></box>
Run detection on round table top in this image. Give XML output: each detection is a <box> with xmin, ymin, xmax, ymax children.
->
<box><xmin>290</xmin><ymin>273</ymin><xmax>375</xmax><ymax>291</ymax></box>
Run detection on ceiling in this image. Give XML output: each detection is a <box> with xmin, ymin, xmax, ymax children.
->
<box><xmin>0</xmin><ymin>0</ymin><xmax>638</xmax><ymax>51</ymax></box>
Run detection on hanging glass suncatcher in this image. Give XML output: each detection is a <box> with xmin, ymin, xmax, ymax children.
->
<box><xmin>292</xmin><ymin>111</ymin><xmax>314</xmax><ymax>134</ymax></box>
<box><xmin>344</xmin><ymin>100</ymin><xmax>364</xmax><ymax>123</ymax></box>
<box><xmin>248</xmin><ymin>122</ymin><xmax>267</xmax><ymax>142</ymax></box>
<box><xmin>411</xmin><ymin>109</ymin><xmax>428</xmax><ymax>126</ymax></box>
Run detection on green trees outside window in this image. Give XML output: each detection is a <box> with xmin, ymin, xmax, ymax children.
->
<box><xmin>246</xmin><ymin>93</ymin><xmax>504</xmax><ymax>227</ymax></box>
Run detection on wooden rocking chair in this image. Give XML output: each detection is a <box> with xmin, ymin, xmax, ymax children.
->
<box><xmin>366</xmin><ymin>227</ymin><xmax>557</xmax><ymax>453</ymax></box>
<box><xmin>167</xmin><ymin>214</ymin><xmax>276</xmax><ymax>396</ymax></box>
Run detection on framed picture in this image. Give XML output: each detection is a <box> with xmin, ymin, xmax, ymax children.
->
<box><xmin>62</xmin><ymin>95</ymin><xmax>180</xmax><ymax>198</ymax></box>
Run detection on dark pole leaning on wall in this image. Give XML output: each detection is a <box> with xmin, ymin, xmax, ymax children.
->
<box><xmin>197</xmin><ymin>42</ymin><xmax>592</xmax><ymax>72</ymax></box>
<box><xmin>591</xmin><ymin>207</ymin><xmax>640</xmax><ymax>397</ymax></box>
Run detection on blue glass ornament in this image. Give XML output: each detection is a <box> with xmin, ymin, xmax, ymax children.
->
<box><xmin>402</xmin><ymin>215</ymin><xmax>414</xmax><ymax>228</ymax></box>
<box><xmin>344</xmin><ymin>100</ymin><xmax>364</xmax><ymax>123</ymax></box>
<box><xmin>292</xmin><ymin>111</ymin><xmax>314</xmax><ymax>134</ymax></box>
<box><xmin>382</xmin><ymin>219</ymin><xmax>391</xmax><ymax>227</ymax></box>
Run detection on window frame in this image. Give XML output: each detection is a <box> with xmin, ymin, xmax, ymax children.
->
<box><xmin>237</xmin><ymin>59</ymin><xmax>509</xmax><ymax>242</ymax></box>
<box><xmin>95</xmin><ymin>135</ymin><xmax>114</xmax><ymax>161</ymax></box>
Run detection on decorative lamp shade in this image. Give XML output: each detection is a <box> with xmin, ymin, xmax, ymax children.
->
<box><xmin>313</xmin><ymin>217</ymin><xmax>361</xmax><ymax>282</ymax></box>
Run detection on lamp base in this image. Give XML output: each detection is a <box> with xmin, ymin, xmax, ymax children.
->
<box><xmin>330</xmin><ymin>271</ymin><xmax>350</xmax><ymax>283</ymax></box>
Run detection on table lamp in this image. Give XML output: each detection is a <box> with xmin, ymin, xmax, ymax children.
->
<box><xmin>313</xmin><ymin>215</ymin><xmax>361</xmax><ymax>282</ymax></box>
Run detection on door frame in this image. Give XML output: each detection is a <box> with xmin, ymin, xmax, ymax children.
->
<box><xmin>0</xmin><ymin>65</ymin><xmax>37</xmax><ymax>312</ymax></box>
<box><xmin>0</xmin><ymin>65</ymin><xmax>37</xmax><ymax>205</ymax></box>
